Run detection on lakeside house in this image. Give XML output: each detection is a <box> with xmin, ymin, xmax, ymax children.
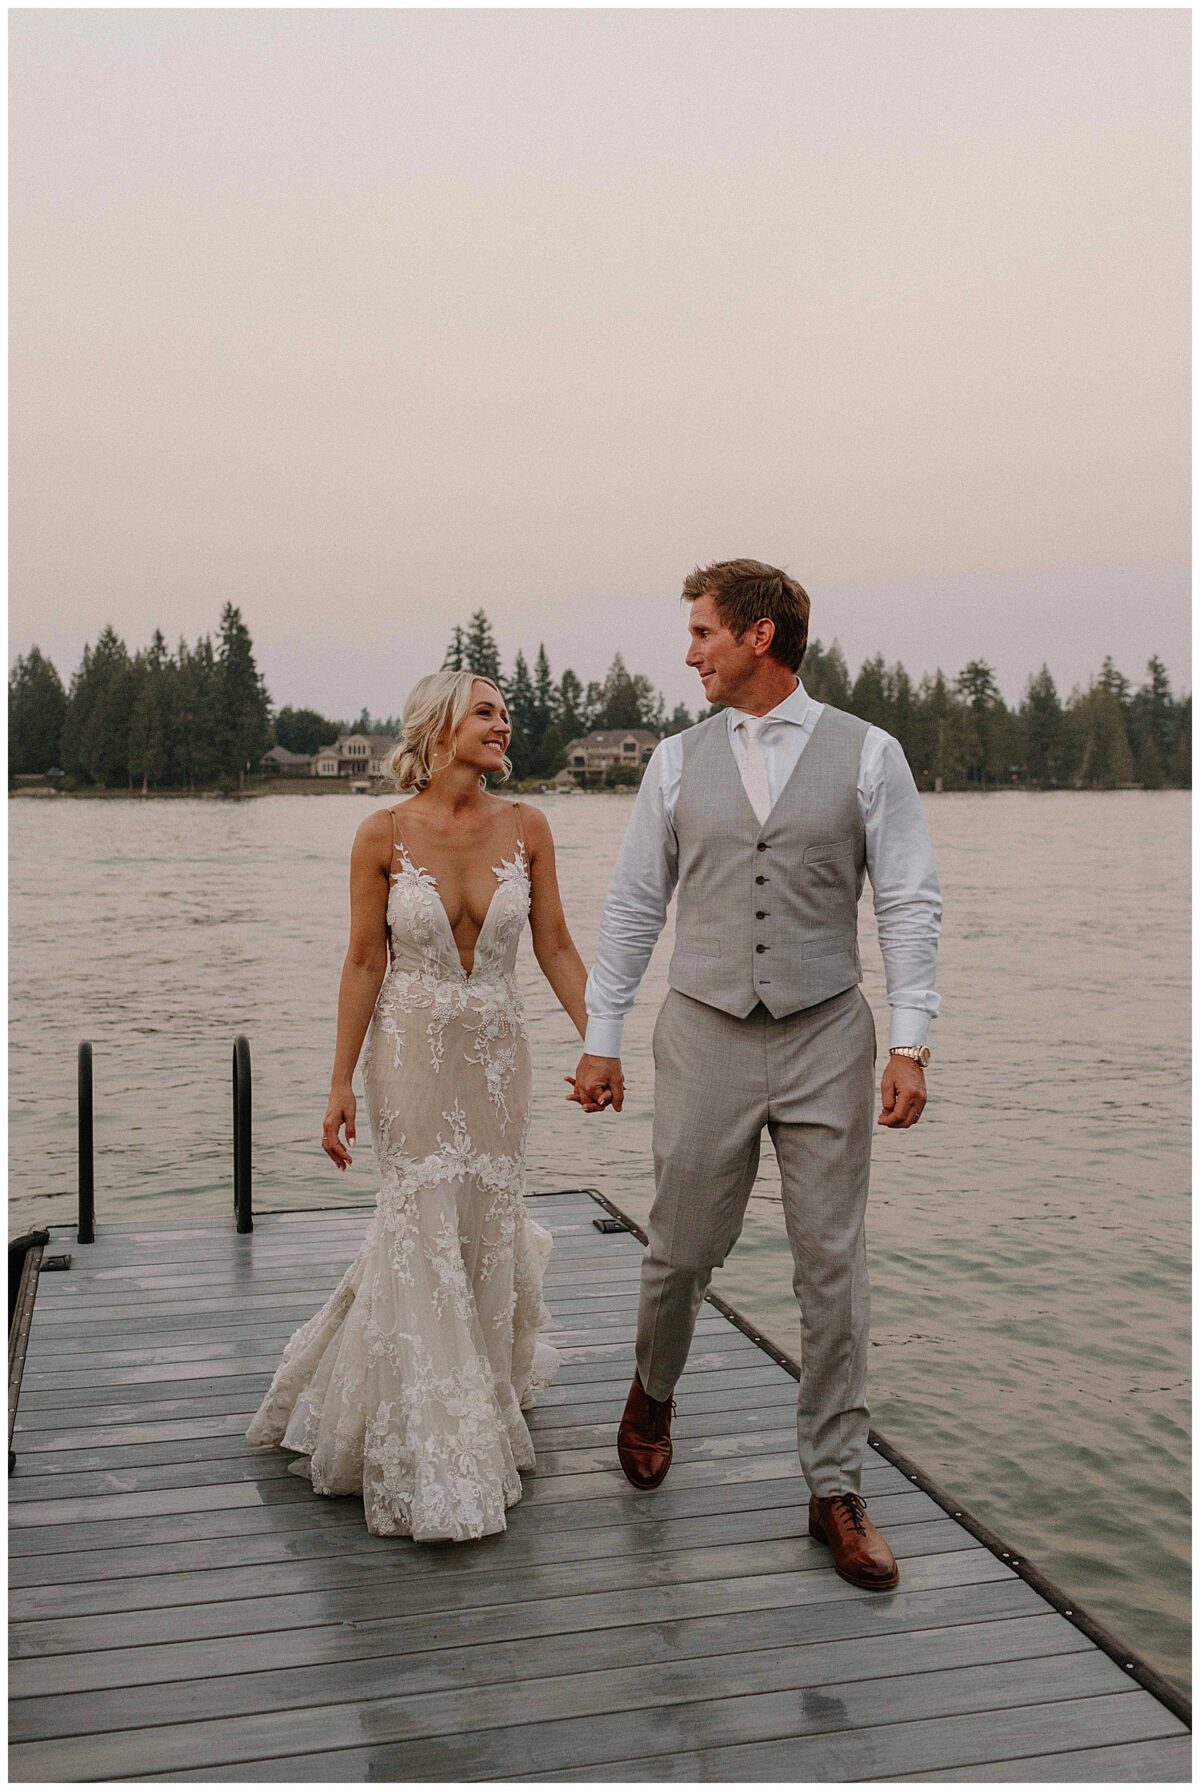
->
<box><xmin>303</xmin><ymin>733</ymin><xmax>398</xmax><ymax>780</ymax></box>
<box><xmin>260</xmin><ymin>745</ymin><xmax>314</xmax><ymax>778</ymax></box>
<box><xmin>563</xmin><ymin>727</ymin><xmax>660</xmax><ymax>785</ymax></box>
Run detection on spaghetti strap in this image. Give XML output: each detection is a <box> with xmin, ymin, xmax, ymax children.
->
<box><xmin>389</xmin><ymin>804</ymin><xmax>407</xmax><ymax>864</ymax></box>
<box><xmin>511</xmin><ymin>801</ymin><xmax>526</xmax><ymax>858</ymax></box>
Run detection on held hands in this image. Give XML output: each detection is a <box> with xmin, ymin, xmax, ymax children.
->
<box><xmin>322</xmin><ymin>1083</ymin><xmax>357</xmax><ymax>1169</ymax></box>
<box><xmin>877</xmin><ymin>1056</ymin><xmax>927</xmax><ymax>1129</ymax></box>
<box><xmin>565</xmin><ymin>1054</ymin><xmax>625</xmax><ymax>1115</ymax></box>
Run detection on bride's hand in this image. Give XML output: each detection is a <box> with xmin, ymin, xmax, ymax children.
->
<box><xmin>322</xmin><ymin>1085</ymin><xmax>357</xmax><ymax>1170</ymax></box>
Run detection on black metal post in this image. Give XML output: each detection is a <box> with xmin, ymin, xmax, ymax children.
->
<box><xmin>77</xmin><ymin>1042</ymin><xmax>94</xmax><ymax>1244</ymax></box>
<box><xmin>233</xmin><ymin>1034</ymin><xmax>253</xmax><ymax>1233</ymax></box>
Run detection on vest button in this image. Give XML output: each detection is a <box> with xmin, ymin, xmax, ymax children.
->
<box><xmin>755</xmin><ymin>875</ymin><xmax>767</xmax><ymax>885</ymax></box>
<box><xmin>756</xmin><ymin>842</ymin><xmax>768</xmax><ymax>852</ymax></box>
<box><xmin>756</xmin><ymin>910</ymin><xmax>767</xmax><ymax>919</ymax></box>
<box><xmin>755</xmin><ymin>943</ymin><xmax>767</xmax><ymax>953</ymax></box>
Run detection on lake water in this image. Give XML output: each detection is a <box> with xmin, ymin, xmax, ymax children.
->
<box><xmin>9</xmin><ymin>789</ymin><xmax>1190</xmax><ymax>1694</ymax></box>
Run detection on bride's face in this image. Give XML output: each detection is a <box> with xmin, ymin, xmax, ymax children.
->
<box><xmin>448</xmin><ymin>679</ymin><xmax>511</xmax><ymax>775</ymax></box>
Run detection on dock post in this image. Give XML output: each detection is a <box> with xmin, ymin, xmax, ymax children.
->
<box><xmin>233</xmin><ymin>1034</ymin><xmax>253</xmax><ymax>1233</ymax></box>
<box><xmin>77</xmin><ymin>1041</ymin><xmax>94</xmax><ymax>1244</ymax></box>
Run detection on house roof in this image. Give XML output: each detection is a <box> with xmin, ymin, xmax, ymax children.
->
<box><xmin>564</xmin><ymin>728</ymin><xmax>660</xmax><ymax>753</ymax></box>
<box><xmin>262</xmin><ymin>744</ymin><xmax>313</xmax><ymax>766</ymax></box>
<box><xmin>326</xmin><ymin>734</ymin><xmax>397</xmax><ymax>756</ymax></box>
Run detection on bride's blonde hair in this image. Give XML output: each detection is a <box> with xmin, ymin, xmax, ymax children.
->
<box><xmin>389</xmin><ymin>668</ymin><xmax>511</xmax><ymax>792</ymax></box>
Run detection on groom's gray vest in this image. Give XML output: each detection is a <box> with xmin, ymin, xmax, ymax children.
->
<box><xmin>668</xmin><ymin>705</ymin><xmax>870</xmax><ymax>1019</ymax></box>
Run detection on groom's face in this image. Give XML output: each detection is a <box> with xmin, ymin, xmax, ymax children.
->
<box><xmin>686</xmin><ymin>593</ymin><xmax>758</xmax><ymax>705</ymax></box>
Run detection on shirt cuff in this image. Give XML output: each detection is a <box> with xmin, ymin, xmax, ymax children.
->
<box><xmin>888</xmin><ymin>1008</ymin><xmax>932</xmax><ymax>1051</ymax></box>
<box><xmin>584</xmin><ymin>1015</ymin><xmax>625</xmax><ymax>1058</ymax></box>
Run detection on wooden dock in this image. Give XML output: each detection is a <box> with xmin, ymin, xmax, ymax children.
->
<box><xmin>9</xmin><ymin>1190</ymin><xmax>1191</xmax><ymax>1782</ymax></box>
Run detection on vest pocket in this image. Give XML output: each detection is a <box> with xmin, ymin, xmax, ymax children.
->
<box><xmin>803</xmin><ymin>838</ymin><xmax>854</xmax><ymax>863</ymax></box>
<box><xmin>802</xmin><ymin>932</ymin><xmax>852</xmax><ymax>960</ymax></box>
<box><xmin>673</xmin><ymin>933</ymin><xmax>722</xmax><ymax>959</ymax></box>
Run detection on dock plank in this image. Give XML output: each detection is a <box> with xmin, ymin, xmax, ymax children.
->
<box><xmin>10</xmin><ymin>1552</ymin><xmax>1016</xmax><ymax>1701</ymax></box>
<box><xmin>52</xmin><ymin>1656</ymin><xmax>1138</xmax><ymax>1782</ymax></box>
<box><xmin>892</xmin><ymin>1735</ymin><xmax>1191</xmax><ymax>1780</ymax></box>
<box><xmin>11</xmin><ymin>1620</ymin><xmax>1100</xmax><ymax>1779</ymax></box>
<box><xmin>9</xmin><ymin>1584</ymin><xmax>1050</xmax><ymax>1735</ymax></box>
<box><xmin>514</xmin><ymin>1693</ymin><xmax>1187</xmax><ymax>1782</ymax></box>
<box><xmin>11</xmin><ymin>1503</ymin><xmax>958</xmax><ymax>1621</ymax></box>
<box><xmin>9</xmin><ymin>1199</ymin><xmax>1187</xmax><ymax>1783</ymax></box>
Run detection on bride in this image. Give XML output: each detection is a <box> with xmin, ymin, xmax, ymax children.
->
<box><xmin>247</xmin><ymin>669</ymin><xmax>592</xmax><ymax>1541</ymax></box>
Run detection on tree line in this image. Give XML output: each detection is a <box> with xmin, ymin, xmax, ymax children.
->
<box><xmin>9</xmin><ymin>607</ymin><xmax>272</xmax><ymax>791</ymax></box>
<box><xmin>441</xmin><ymin>608</ymin><xmax>1190</xmax><ymax>791</ymax></box>
<box><xmin>9</xmin><ymin>602</ymin><xmax>1190</xmax><ymax>791</ymax></box>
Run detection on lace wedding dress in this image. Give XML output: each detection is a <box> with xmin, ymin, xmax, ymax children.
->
<box><xmin>247</xmin><ymin>803</ymin><xmax>559</xmax><ymax>1542</ymax></box>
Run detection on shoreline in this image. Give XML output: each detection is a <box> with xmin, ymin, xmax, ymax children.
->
<box><xmin>10</xmin><ymin>780</ymin><xmax>1183</xmax><ymax>800</ymax></box>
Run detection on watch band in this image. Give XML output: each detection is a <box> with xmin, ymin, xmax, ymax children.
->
<box><xmin>890</xmin><ymin>1045</ymin><xmax>931</xmax><ymax>1067</ymax></box>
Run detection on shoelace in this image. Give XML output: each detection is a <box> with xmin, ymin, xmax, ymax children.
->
<box><xmin>650</xmin><ymin>1396</ymin><xmax>676</xmax><ymax>1438</ymax></box>
<box><xmin>829</xmin><ymin>1491</ymin><xmax>868</xmax><ymax>1534</ymax></box>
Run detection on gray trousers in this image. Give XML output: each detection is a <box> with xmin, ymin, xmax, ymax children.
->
<box><xmin>636</xmin><ymin>984</ymin><xmax>877</xmax><ymax>1497</ymax></box>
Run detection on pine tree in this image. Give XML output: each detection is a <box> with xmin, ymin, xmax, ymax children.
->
<box><xmin>581</xmin><ymin>680</ymin><xmax>604</xmax><ymax>732</ymax></box>
<box><xmin>664</xmin><ymin>703</ymin><xmax>695</xmax><ymax>736</ymax></box>
<box><xmin>802</xmin><ymin>638</ymin><xmax>828</xmax><ymax>692</ymax></box>
<box><xmin>214</xmin><ymin>604</ymin><xmax>272</xmax><ymax>788</ymax></box>
<box><xmin>1072</xmin><ymin>682</ymin><xmax>1135</xmax><ymax>788</ymax></box>
<box><xmin>955</xmin><ymin>661</ymin><xmax>1002</xmax><ymax>787</ymax></box>
<box><xmin>1128</xmin><ymin>656</ymin><xmax>1174</xmax><ymax>788</ymax></box>
<box><xmin>60</xmin><ymin>626</ymin><xmax>137</xmax><ymax>786</ymax></box>
<box><xmin>910</xmin><ymin>670</ymin><xmax>964</xmax><ymax>789</ymax></box>
<box><xmin>595</xmin><ymin>655</ymin><xmax>643</xmax><ymax>729</ymax></box>
<box><xmin>9</xmin><ymin>646</ymin><xmax>67</xmax><ymax>776</ymax></box>
<box><xmin>804</xmin><ymin>639</ymin><xmax>851</xmax><ymax>708</ymax></box>
<box><xmin>955</xmin><ymin>660</ymin><xmax>1000</xmax><ymax>710</ymax></box>
<box><xmin>442</xmin><ymin>626</ymin><xmax>466</xmax><ymax>672</ymax></box>
<box><xmin>128</xmin><ymin>631</ymin><xmax>175</xmax><ymax>793</ymax></box>
<box><xmin>984</xmin><ymin>698</ymin><xmax>1018</xmax><ymax>784</ymax></box>
<box><xmin>58</xmin><ymin>642</ymin><xmax>92</xmax><ymax>782</ymax></box>
<box><xmin>850</xmin><ymin>654</ymin><xmax>890</xmax><ymax>730</ymax></box>
<box><xmin>531</xmin><ymin>645</ymin><xmax>556</xmax><ymax>774</ymax></box>
<box><xmin>557</xmin><ymin>670</ymin><xmax>585</xmax><ymax>745</ymax></box>
<box><xmin>887</xmin><ymin>663</ymin><xmax>915</xmax><ymax>758</ymax></box>
<box><xmin>463</xmin><ymin>611</ymin><xmax>502</xmax><ymax>684</ymax></box>
<box><xmin>1019</xmin><ymin>665</ymin><xmax>1066</xmax><ymax>786</ymax></box>
<box><xmin>506</xmin><ymin>650</ymin><xmax>537</xmax><ymax>780</ymax></box>
<box><xmin>1097</xmin><ymin>656</ymin><xmax>1132</xmax><ymax>710</ymax></box>
<box><xmin>174</xmin><ymin>635</ymin><xmax>221</xmax><ymax>791</ymax></box>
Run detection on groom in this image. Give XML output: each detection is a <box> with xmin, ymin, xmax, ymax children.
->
<box><xmin>572</xmin><ymin>559</ymin><xmax>941</xmax><ymax>1590</ymax></box>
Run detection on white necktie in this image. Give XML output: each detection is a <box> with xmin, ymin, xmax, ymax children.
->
<box><xmin>738</xmin><ymin>716</ymin><xmax>771</xmax><ymax>824</ymax></box>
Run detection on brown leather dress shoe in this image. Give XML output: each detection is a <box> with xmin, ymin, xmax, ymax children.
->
<box><xmin>617</xmin><ymin>1372</ymin><xmax>674</xmax><ymax>1489</ymax></box>
<box><xmin>809</xmin><ymin>1491</ymin><xmax>900</xmax><ymax>1589</ymax></box>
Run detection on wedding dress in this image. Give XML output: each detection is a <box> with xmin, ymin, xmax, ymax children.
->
<box><xmin>247</xmin><ymin>802</ymin><xmax>559</xmax><ymax>1541</ymax></box>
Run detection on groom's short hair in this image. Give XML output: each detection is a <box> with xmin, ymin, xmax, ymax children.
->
<box><xmin>681</xmin><ymin>559</ymin><xmax>810</xmax><ymax>671</ymax></box>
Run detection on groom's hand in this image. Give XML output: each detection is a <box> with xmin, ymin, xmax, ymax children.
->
<box><xmin>877</xmin><ymin>1057</ymin><xmax>927</xmax><ymax>1128</ymax></box>
<box><xmin>566</xmin><ymin>1054</ymin><xmax>625</xmax><ymax>1114</ymax></box>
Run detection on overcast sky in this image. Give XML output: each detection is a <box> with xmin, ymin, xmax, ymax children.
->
<box><xmin>10</xmin><ymin>8</ymin><xmax>1190</xmax><ymax>718</ymax></box>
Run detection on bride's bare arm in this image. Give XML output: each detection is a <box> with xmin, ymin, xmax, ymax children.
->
<box><xmin>523</xmin><ymin>805</ymin><xmax>588</xmax><ymax>1040</ymax></box>
<box><xmin>322</xmin><ymin>811</ymin><xmax>392</xmax><ymax>1170</ymax></box>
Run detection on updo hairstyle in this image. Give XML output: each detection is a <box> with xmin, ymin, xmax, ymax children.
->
<box><xmin>389</xmin><ymin>668</ymin><xmax>511</xmax><ymax>792</ymax></box>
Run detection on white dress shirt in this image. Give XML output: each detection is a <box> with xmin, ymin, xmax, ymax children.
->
<box><xmin>584</xmin><ymin>678</ymin><xmax>942</xmax><ymax>1057</ymax></box>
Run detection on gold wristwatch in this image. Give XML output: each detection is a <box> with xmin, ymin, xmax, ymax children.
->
<box><xmin>890</xmin><ymin>1045</ymin><xmax>931</xmax><ymax>1067</ymax></box>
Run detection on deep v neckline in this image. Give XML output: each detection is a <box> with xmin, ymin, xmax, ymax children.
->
<box><xmin>390</xmin><ymin>806</ymin><xmax>527</xmax><ymax>982</ymax></box>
